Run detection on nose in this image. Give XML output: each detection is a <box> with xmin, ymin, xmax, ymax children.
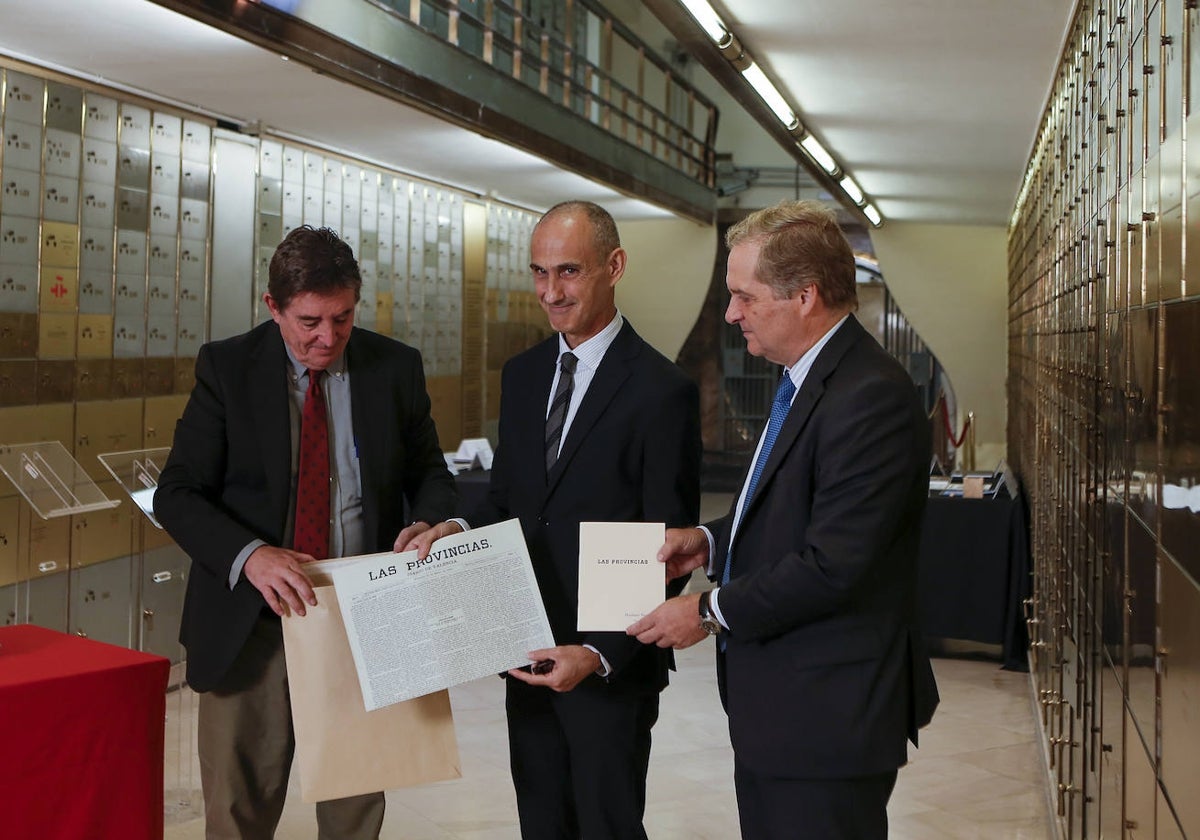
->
<box><xmin>542</xmin><ymin>273</ymin><xmax>563</xmax><ymax>302</ymax></box>
<box><xmin>314</xmin><ymin>320</ymin><xmax>335</xmax><ymax>346</ymax></box>
<box><xmin>725</xmin><ymin>298</ymin><xmax>739</xmax><ymax>324</ymax></box>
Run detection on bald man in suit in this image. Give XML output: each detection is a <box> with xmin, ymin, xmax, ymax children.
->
<box><xmin>406</xmin><ymin>201</ymin><xmax>701</xmax><ymax>840</ymax></box>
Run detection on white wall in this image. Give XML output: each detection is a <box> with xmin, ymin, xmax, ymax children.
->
<box><xmin>870</xmin><ymin>222</ymin><xmax>1009</xmax><ymax>468</ymax></box>
<box><xmin>612</xmin><ymin>215</ymin><xmax>1010</xmax><ymax>472</ymax></box>
<box><xmin>616</xmin><ymin>217</ymin><xmax>717</xmax><ymax>359</ymax></box>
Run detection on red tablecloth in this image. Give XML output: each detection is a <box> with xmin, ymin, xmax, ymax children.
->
<box><xmin>0</xmin><ymin>624</ymin><xmax>171</xmax><ymax>840</ymax></box>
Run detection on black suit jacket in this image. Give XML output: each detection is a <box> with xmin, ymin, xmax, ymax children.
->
<box><xmin>472</xmin><ymin>320</ymin><xmax>701</xmax><ymax>690</ymax></box>
<box><xmin>712</xmin><ymin>315</ymin><xmax>939</xmax><ymax>779</ymax></box>
<box><xmin>155</xmin><ymin>321</ymin><xmax>456</xmax><ymax>692</ymax></box>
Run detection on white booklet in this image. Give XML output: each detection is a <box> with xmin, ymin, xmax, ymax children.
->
<box><xmin>576</xmin><ymin>521</ymin><xmax>666</xmax><ymax>631</ymax></box>
<box><xmin>318</xmin><ymin>518</ymin><xmax>554</xmax><ymax>711</ymax></box>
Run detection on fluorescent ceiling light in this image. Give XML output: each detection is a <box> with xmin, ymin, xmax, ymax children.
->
<box><xmin>678</xmin><ymin>0</ymin><xmax>729</xmax><ymax>44</ymax></box>
<box><xmin>740</xmin><ymin>63</ymin><xmax>797</xmax><ymax>130</ymax></box>
<box><xmin>800</xmin><ymin>135</ymin><xmax>837</xmax><ymax>175</ymax></box>
<box><xmin>863</xmin><ymin>203</ymin><xmax>882</xmax><ymax>226</ymax></box>
<box><xmin>839</xmin><ymin>176</ymin><xmax>864</xmax><ymax>205</ymax></box>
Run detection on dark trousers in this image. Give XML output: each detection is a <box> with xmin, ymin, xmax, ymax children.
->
<box><xmin>734</xmin><ymin>757</ymin><xmax>898</xmax><ymax>840</ymax></box>
<box><xmin>197</xmin><ymin>615</ymin><xmax>385</xmax><ymax>840</ymax></box>
<box><xmin>505</xmin><ymin>677</ymin><xmax>659</xmax><ymax>840</ymax></box>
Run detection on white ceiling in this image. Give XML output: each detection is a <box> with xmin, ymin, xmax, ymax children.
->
<box><xmin>712</xmin><ymin>0</ymin><xmax>1076</xmax><ymax>225</ymax></box>
<box><xmin>0</xmin><ymin>0</ymin><xmax>1075</xmax><ymax>227</ymax></box>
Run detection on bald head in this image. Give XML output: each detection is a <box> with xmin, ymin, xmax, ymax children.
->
<box><xmin>536</xmin><ymin>201</ymin><xmax>621</xmax><ymax>263</ymax></box>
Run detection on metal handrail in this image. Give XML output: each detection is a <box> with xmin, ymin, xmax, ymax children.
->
<box><xmin>384</xmin><ymin>0</ymin><xmax>718</xmax><ymax>188</ymax></box>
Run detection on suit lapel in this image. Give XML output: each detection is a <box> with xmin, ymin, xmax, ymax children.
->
<box><xmin>517</xmin><ymin>339</ymin><xmax>558</xmax><ymax>498</ymax></box>
<box><xmin>736</xmin><ymin>315</ymin><xmax>866</xmax><ymax>528</ymax></box>
<box><xmin>543</xmin><ymin>321</ymin><xmax>638</xmax><ymax>501</ymax></box>
<box><xmin>346</xmin><ymin>331</ymin><xmax>381</xmax><ymax>541</ymax></box>
<box><xmin>250</xmin><ymin>326</ymin><xmax>292</xmax><ymax>532</ymax></box>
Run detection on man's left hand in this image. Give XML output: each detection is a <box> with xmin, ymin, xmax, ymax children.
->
<box><xmin>507</xmin><ymin>645</ymin><xmax>600</xmax><ymax>692</ymax></box>
<box><xmin>627</xmin><ymin>594</ymin><xmax>709</xmax><ymax>649</ymax></box>
<box><xmin>393</xmin><ymin>521</ymin><xmax>433</xmax><ymax>553</ymax></box>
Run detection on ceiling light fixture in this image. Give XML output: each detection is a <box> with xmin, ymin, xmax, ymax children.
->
<box><xmin>667</xmin><ymin>0</ymin><xmax>880</xmax><ymax>226</ymax></box>
<box><xmin>839</xmin><ymin>176</ymin><xmax>864</xmax><ymax>206</ymax></box>
<box><xmin>677</xmin><ymin>0</ymin><xmax>729</xmax><ymax>45</ymax></box>
<box><xmin>799</xmin><ymin>135</ymin><xmax>838</xmax><ymax>176</ymax></box>
<box><xmin>740</xmin><ymin>62</ymin><xmax>798</xmax><ymax>130</ymax></box>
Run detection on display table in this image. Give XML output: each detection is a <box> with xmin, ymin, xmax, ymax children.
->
<box><xmin>917</xmin><ymin>494</ymin><xmax>1030</xmax><ymax>670</ymax></box>
<box><xmin>0</xmin><ymin>625</ymin><xmax>171</xmax><ymax>840</ymax></box>
<box><xmin>454</xmin><ymin>468</ymin><xmax>491</xmax><ymax>518</ymax></box>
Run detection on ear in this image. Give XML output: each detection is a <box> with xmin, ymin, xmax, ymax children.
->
<box><xmin>606</xmin><ymin>247</ymin><xmax>628</xmax><ymax>287</ymax></box>
<box><xmin>797</xmin><ymin>282</ymin><xmax>829</xmax><ymax>318</ymax></box>
<box><xmin>264</xmin><ymin>292</ymin><xmax>283</xmax><ymax>322</ymax></box>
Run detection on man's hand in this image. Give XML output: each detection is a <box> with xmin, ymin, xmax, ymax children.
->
<box><xmin>243</xmin><ymin>546</ymin><xmax>318</xmax><ymax>617</ymax></box>
<box><xmin>659</xmin><ymin>527</ymin><xmax>711</xmax><ymax>580</ymax></box>
<box><xmin>627</xmin><ymin>594</ymin><xmax>708</xmax><ymax>649</ymax></box>
<box><xmin>507</xmin><ymin>645</ymin><xmax>601</xmax><ymax>693</ymax></box>
<box><xmin>395</xmin><ymin>520</ymin><xmax>463</xmax><ymax>556</ymax></box>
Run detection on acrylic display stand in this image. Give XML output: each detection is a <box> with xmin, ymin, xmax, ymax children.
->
<box><xmin>0</xmin><ymin>441</ymin><xmax>120</xmax><ymax>519</ymax></box>
<box><xmin>97</xmin><ymin>448</ymin><xmax>171</xmax><ymax>529</ymax></box>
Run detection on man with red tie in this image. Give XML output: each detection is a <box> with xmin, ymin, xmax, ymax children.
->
<box><xmin>155</xmin><ymin>225</ymin><xmax>455</xmax><ymax>839</ymax></box>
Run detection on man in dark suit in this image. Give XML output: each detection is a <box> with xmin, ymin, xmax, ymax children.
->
<box><xmin>404</xmin><ymin>201</ymin><xmax>701</xmax><ymax>840</ymax></box>
<box><xmin>155</xmin><ymin>225</ymin><xmax>455</xmax><ymax>839</ymax></box>
<box><xmin>629</xmin><ymin>200</ymin><xmax>939</xmax><ymax>839</ymax></box>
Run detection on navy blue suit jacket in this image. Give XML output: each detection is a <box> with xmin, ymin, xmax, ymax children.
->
<box><xmin>471</xmin><ymin>320</ymin><xmax>701</xmax><ymax>690</ymax></box>
<box><xmin>712</xmin><ymin>315</ymin><xmax>939</xmax><ymax>778</ymax></box>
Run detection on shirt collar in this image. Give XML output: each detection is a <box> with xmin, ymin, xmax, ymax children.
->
<box><xmin>783</xmin><ymin>314</ymin><xmax>849</xmax><ymax>389</ymax></box>
<box><xmin>557</xmin><ymin>310</ymin><xmax>624</xmax><ymax>372</ymax></box>
<box><xmin>283</xmin><ymin>343</ymin><xmax>346</xmax><ymax>382</ymax></box>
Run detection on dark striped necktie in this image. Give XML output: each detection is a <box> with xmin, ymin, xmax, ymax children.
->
<box><xmin>544</xmin><ymin>352</ymin><xmax>578</xmax><ymax>472</ymax></box>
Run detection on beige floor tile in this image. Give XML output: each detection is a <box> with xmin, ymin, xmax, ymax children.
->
<box><xmin>163</xmin><ymin>591</ymin><xmax>1052</xmax><ymax>839</ymax></box>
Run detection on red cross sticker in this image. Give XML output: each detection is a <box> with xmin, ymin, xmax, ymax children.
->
<box><xmin>51</xmin><ymin>277</ymin><xmax>68</xmax><ymax>298</ymax></box>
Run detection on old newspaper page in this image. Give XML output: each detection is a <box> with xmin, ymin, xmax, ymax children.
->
<box><xmin>328</xmin><ymin>518</ymin><xmax>554</xmax><ymax>711</ymax></box>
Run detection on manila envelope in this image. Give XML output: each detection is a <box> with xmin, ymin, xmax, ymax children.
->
<box><xmin>281</xmin><ymin>583</ymin><xmax>461</xmax><ymax>803</ymax></box>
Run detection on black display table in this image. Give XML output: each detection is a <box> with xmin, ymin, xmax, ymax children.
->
<box><xmin>454</xmin><ymin>468</ymin><xmax>492</xmax><ymax>518</ymax></box>
<box><xmin>917</xmin><ymin>494</ymin><xmax>1030</xmax><ymax>670</ymax></box>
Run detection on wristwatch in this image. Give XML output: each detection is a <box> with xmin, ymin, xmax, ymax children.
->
<box><xmin>698</xmin><ymin>590</ymin><xmax>722</xmax><ymax>636</ymax></box>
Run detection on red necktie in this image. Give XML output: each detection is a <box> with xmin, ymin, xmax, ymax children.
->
<box><xmin>294</xmin><ymin>368</ymin><xmax>330</xmax><ymax>560</ymax></box>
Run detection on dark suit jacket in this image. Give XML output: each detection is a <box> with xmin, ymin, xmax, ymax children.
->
<box><xmin>155</xmin><ymin>321</ymin><xmax>456</xmax><ymax>693</ymax></box>
<box><xmin>712</xmin><ymin>315</ymin><xmax>939</xmax><ymax>779</ymax></box>
<box><xmin>472</xmin><ymin>320</ymin><xmax>701</xmax><ymax>690</ymax></box>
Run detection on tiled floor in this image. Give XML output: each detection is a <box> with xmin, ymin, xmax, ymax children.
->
<box><xmin>163</xmin><ymin>646</ymin><xmax>1052</xmax><ymax>839</ymax></box>
<box><xmin>163</xmin><ymin>491</ymin><xmax>1052</xmax><ymax>838</ymax></box>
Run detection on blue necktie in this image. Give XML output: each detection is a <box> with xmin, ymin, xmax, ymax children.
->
<box><xmin>722</xmin><ymin>373</ymin><xmax>796</xmax><ymax>587</ymax></box>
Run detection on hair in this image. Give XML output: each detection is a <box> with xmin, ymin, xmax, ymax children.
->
<box><xmin>725</xmin><ymin>200</ymin><xmax>857</xmax><ymax>310</ymax></box>
<box><xmin>536</xmin><ymin>200</ymin><xmax>621</xmax><ymax>260</ymax></box>
<box><xmin>267</xmin><ymin>225</ymin><xmax>362</xmax><ymax>310</ymax></box>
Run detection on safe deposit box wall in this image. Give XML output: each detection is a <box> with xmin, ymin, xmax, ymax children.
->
<box><xmin>0</xmin><ymin>59</ymin><xmax>542</xmax><ymax>666</ymax></box>
<box><xmin>1009</xmin><ymin>1</ymin><xmax>1200</xmax><ymax>837</ymax></box>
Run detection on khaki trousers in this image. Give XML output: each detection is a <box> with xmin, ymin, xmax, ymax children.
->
<box><xmin>197</xmin><ymin>615</ymin><xmax>385</xmax><ymax>840</ymax></box>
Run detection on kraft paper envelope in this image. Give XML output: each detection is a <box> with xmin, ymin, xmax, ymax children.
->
<box><xmin>281</xmin><ymin>583</ymin><xmax>461</xmax><ymax>803</ymax></box>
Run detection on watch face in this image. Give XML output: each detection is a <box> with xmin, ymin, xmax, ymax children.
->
<box><xmin>700</xmin><ymin>616</ymin><xmax>721</xmax><ymax>636</ymax></box>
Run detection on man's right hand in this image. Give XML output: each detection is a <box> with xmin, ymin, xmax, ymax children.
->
<box><xmin>658</xmin><ymin>527</ymin><xmax>711</xmax><ymax>580</ymax></box>
<box><xmin>243</xmin><ymin>546</ymin><xmax>319</xmax><ymax>617</ymax></box>
<box><xmin>398</xmin><ymin>520</ymin><xmax>464</xmax><ymax>559</ymax></box>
